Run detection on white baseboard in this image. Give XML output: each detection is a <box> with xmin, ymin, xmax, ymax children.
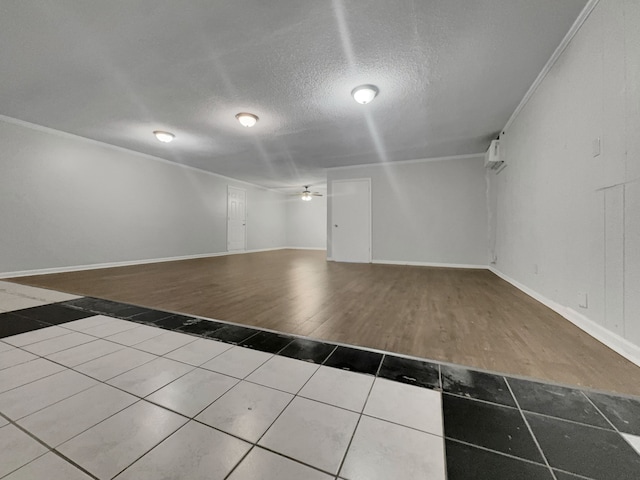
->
<box><xmin>0</xmin><ymin>247</ymin><xmax>287</xmax><ymax>278</ymax></box>
<box><xmin>489</xmin><ymin>266</ymin><xmax>640</xmax><ymax>368</ymax></box>
<box><xmin>373</xmin><ymin>259</ymin><xmax>488</xmax><ymax>269</ymax></box>
<box><xmin>282</xmin><ymin>247</ymin><xmax>327</xmax><ymax>251</ymax></box>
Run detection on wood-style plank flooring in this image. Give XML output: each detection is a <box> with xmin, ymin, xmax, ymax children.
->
<box><xmin>11</xmin><ymin>249</ymin><xmax>640</xmax><ymax>396</ymax></box>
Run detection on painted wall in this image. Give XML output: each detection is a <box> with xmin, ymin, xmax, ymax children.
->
<box><xmin>489</xmin><ymin>0</ymin><xmax>640</xmax><ymax>348</ymax></box>
<box><xmin>286</xmin><ymin>192</ymin><xmax>327</xmax><ymax>249</ymax></box>
<box><xmin>327</xmin><ymin>157</ymin><xmax>488</xmax><ymax>266</ymax></box>
<box><xmin>0</xmin><ymin>118</ymin><xmax>287</xmax><ymax>274</ymax></box>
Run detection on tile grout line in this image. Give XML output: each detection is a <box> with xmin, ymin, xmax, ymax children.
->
<box><xmin>0</xmin><ymin>360</ymin><xmax>68</xmax><ymax>395</ymax></box>
<box><xmin>108</xmin><ymin>416</ymin><xmax>191</xmax><ymax>480</ymax></box>
<box><xmin>9</xmin><ymin>334</ymin><xmax>281</xmax><ymax>435</ymax></box>
<box><xmin>320</xmin><ymin>344</ymin><xmax>340</xmax><ymax>366</ymax></box>
<box><xmin>503</xmin><ymin>377</ymin><xmax>558</xmax><ymax>480</ymax></box>
<box><xmin>2</xmin><ymin>327</ymin><xmax>76</xmax><ymax>350</ymax></box>
<box><xmin>520</xmin><ymin>409</ymin><xmax>620</xmax><ymax>432</ymax></box>
<box><xmin>552</xmin><ymin>467</ymin><xmax>597</xmax><ymax>480</ymax></box>
<box><xmin>1</xmin><ymin>345</ymin><xmax>209</xmax><ymax>475</ymax></box>
<box><xmin>222</xmin><ymin>353</ymin><xmax>333</xmax><ymax>480</ymax></box>
<box><xmin>443</xmin><ymin>437</ymin><xmax>562</xmax><ymax>470</ymax></box>
<box><xmin>439</xmin><ymin>363</ymin><xmax>448</xmax><ymax>480</ymax></box>
<box><xmin>334</xmin><ymin>371</ymin><xmax>382</xmax><ymax>479</ymax></box>
<box><xmin>579</xmin><ymin>390</ymin><xmax>640</xmax><ymax>457</ymax></box>
<box><xmin>580</xmin><ymin>390</ymin><xmax>621</xmax><ymax>433</ymax></box>
<box><xmin>242</xmin><ymin>444</ymin><xmax>339</xmax><ymax>479</ymax></box>
<box><xmin>10</xmin><ymin>362</ymin><xmax>228</xmax><ymax>479</ymax></box>
<box><xmin>7</xmin><ymin>341</ymin><xmax>361</xmax><ymax>480</ymax></box>
<box><xmin>0</xmin><ymin>374</ymin><xmax>98</xmax><ymax>424</ymax></box>
<box><xmin>441</xmin><ymin>390</ymin><xmax>519</xmax><ymax>410</ymax></box>
<box><xmin>249</xmin><ymin>354</ymin><xmax>368</xmax><ymax>476</ymax></box>
<box><xmin>0</xmin><ymin>411</ymin><xmax>100</xmax><ymax>480</ymax></box>
<box><xmin>220</xmin><ymin>444</ymin><xmax>256</xmax><ymax>480</ymax></box>
<box><xmin>441</xmin><ymin>389</ymin><xmax>624</xmax><ymax>433</ymax></box>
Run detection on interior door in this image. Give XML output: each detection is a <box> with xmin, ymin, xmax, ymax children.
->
<box><xmin>331</xmin><ymin>179</ymin><xmax>371</xmax><ymax>263</ymax></box>
<box><xmin>227</xmin><ymin>186</ymin><xmax>246</xmax><ymax>252</ymax></box>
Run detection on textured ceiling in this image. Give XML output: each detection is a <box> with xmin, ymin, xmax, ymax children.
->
<box><xmin>0</xmin><ymin>0</ymin><xmax>588</xmax><ymax>189</ymax></box>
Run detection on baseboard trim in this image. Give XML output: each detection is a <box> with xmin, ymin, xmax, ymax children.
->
<box><xmin>373</xmin><ymin>259</ymin><xmax>488</xmax><ymax>269</ymax></box>
<box><xmin>282</xmin><ymin>247</ymin><xmax>327</xmax><ymax>251</ymax></box>
<box><xmin>489</xmin><ymin>266</ymin><xmax>640</xmax><ymax>368</ymax></box>
<box><xmin>0</xmin><ymin>247</ymin><xmax>289</xmax><ymax>278</ymax></box>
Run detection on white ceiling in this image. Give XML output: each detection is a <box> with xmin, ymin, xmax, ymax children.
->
<box><xmin>0</xmin><ymin>0</ymin><xmax>588</xmax><ymax>189</ymax></box>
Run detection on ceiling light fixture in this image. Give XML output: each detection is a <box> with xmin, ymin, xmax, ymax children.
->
<box><xmin>235</xmin><ymin>112</ymin><xmax>259</xmax><ymax>127</ymax></box>
<box><xmin>301</xmin><ymin>191</ymin><xmax>313</xmax><ymax>201</ymax></box>
<box><xmin>153</xmin><ymin>131</ymin><xmax>175</xmax><ymax>143</ymax></box>
<box><xmin>351</xmin><ymin>84</ymin><xmax>379</xmax><ymax>104</ymax></box>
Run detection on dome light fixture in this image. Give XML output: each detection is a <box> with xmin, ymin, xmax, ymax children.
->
<box><xmin>153</xmin><ymin>131</ymin><xmax>175</xmax><ymax>143</ymax></box>
<box><xmin>351</xmin><ymin>84</ymin><xmax>379</xmax><ymax>104</ymax></box>
<box><xmin>235</xmin><ymin>112</ymin><xmax>259</xmax><ymax>127</ymax></box>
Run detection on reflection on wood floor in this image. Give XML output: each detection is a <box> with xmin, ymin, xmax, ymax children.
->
<box><xmin>11</xmin><ymin>249</ymin><xmax>640</xmax><ymax>396</ymax></box>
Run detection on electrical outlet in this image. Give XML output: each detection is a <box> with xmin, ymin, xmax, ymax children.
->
<box><xmin>592</xmin><ymin>137</ymin><xmax>601</xmax><ymax>157</ymax></box>
<box><xmin>578</xmin><ymin>292</ymin><xmax>588</xmax><ymax>309</ymax></box>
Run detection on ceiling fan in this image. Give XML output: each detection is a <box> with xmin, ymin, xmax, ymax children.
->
<box><xmin>293</xmin><ymin>186</ymin><xmax>323</xmax><ymax>201</ymax></box>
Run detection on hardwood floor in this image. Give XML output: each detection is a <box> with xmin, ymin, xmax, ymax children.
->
<box><xmin>10</xmin><ymin>249</ymin><xmax>640</xmax><ymax>396</ymax></box>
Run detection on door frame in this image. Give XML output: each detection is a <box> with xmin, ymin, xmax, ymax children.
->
<box><xmin>330</xmin><ymin>177</ymin><xmax>372</xmax><ymax>263</ymax></box>
<box><xmin>227</xmin><ymin>185</ymin><xmax>247</xmax><ymax>252</ymax></box>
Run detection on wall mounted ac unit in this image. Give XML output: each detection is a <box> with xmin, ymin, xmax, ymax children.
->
<box><xmin>484</xmin><ymin>139</ymin><xmax>505</xmax><ymax>172</ymax></box>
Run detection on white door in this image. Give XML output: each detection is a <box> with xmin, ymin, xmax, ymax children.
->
<box><xmin>227</xmin><ymin>186</ymin><xmax>246</xmax><ymax>252</ymax></box>
<box><xmin>331</xmin><ymin>179</ymin><xmax>371</xmax><ymax>263</ymax></box>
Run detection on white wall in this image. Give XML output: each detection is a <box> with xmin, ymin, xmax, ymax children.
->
<box><xmin>327</xmin><ymin>157</ymin><xmax>488</xmax><ymax>266</ymax></box>
<box><xmin>489</xmin><ymin>0</ymin><xmax>640</xmax><ymax>351</ymax></box>
<box><xmin>286</xmin><ymin>193</ymin><xmax>327</xmax><ymax>249</ymax></box>
<box><xmin>0</xmin><ymin>118</ymin><xmax>287</xmax><ymax>275</ymax></box>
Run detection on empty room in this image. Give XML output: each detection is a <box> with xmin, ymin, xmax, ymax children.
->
<box><xmin>1</xmin><ymin>0</ymin><xmax>639</xmax><ymax>479</ymax></box>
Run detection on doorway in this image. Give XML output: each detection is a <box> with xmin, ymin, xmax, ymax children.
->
<box><xmin>227</xmin><ymin>186</ymin><xmax>246</xmax><ymax>252</ymax></box>
<box><xmin>331</xmin><ymin>178</ymin><xmax>371</xmax><ymax>263</ymax></box>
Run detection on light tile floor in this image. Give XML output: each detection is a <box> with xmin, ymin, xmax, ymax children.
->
<box><xmin>1</xmin><ymin>284</ymin><xmax>640</xmax><ymax>479</ymax></box>
<box><xmin>0</xmin><ymin>319</ymin><xmax>445</xmax><ymax>479</ymax></box>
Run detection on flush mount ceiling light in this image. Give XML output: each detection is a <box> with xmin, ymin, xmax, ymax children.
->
<box><xmin>153</xmin><ymin>131</ymin><xmax>175</xmax><ymax>143</ymax></box>
<box><xmin>351</xmin><ymin>84</ymin><xmax>379</xmax><ymax>104</ymax></box>
<box><xmin>235</xmin><ymin>112</ymin><xmax>259</xmax><ymax>127</ymax></box>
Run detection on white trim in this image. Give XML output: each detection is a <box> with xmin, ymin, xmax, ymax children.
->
<box><xmin>0</xmin><ymin>247</ymin><xmax>287</xmax><ymax>279</ymax></box>
<box><xmin>326</xmin><ymin>153</ymin><xmax>484</xmax><ymax>171</ymax></box>
<box><xmin>502</xmin><ymin>0</ymin><xmax>601</xmax><ymax>133</ymax></box>
<box><xmin>282</xmin><ymin>247</ymin><xmax>327</xmax><ymax>251</ymax></box>
<box><xmin>373</xmin><ymin>260</ymin><xmax>488</xmax><ymax>269</ymax></box>
<box><xmin>489</xmin><ymin>267</ymin><xmax>640</xmax><ymax>368</ymax></box>
<box><xmin>0</xmin><ymin>114</ymin><xmax>283</xmax><ymax>194</ymax></box>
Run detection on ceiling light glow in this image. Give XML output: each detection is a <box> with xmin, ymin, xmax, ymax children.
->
<box><xmin>153</xmin><ymin>131</ymin><xmax>175</xmax><ymax>143</ymax></box>
<box><xmin>236</xmin><ymin>112</ymin><xmax>259</xmax><ymax>127</ymax></box>
<box><xmin>351</xmin><ymin>84</ymin><xmax>379</xmax><ymax>104</ymax></box>
<box><xmin>301</xmin><ymin>191</ymin><xmax>313</xmax><ymax>201</ymax></box>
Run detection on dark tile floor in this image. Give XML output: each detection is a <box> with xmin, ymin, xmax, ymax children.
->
<box><xmin>378</xmin><ymin>354</ymin><xmax>440</xmax><ymax>389</ymax></box>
